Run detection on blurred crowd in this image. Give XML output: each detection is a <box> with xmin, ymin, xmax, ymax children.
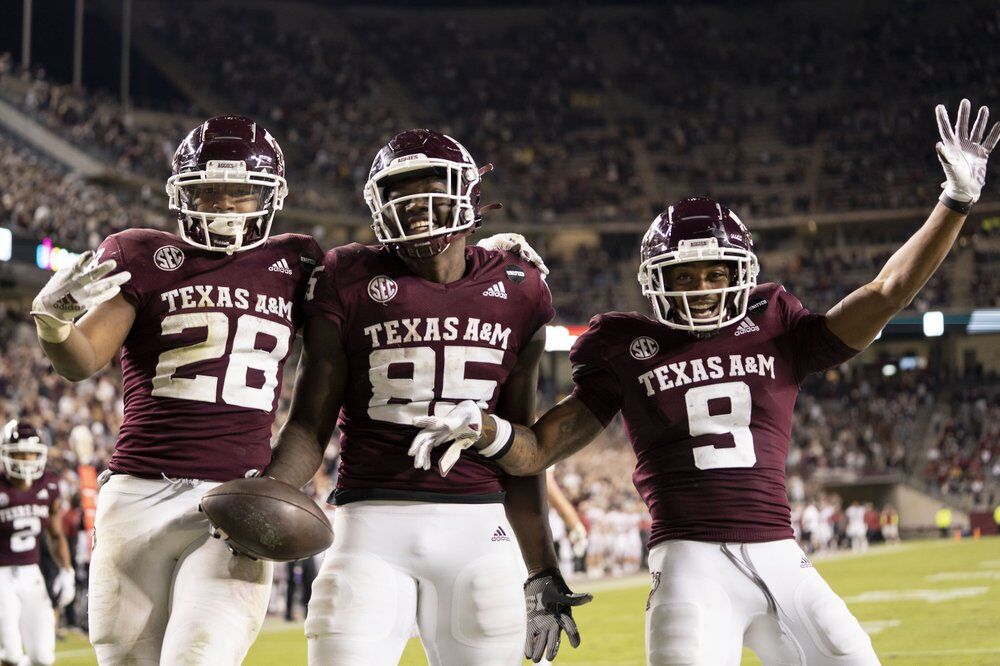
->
<box><xmin>0</xmin><ymin>133</ymin><xmax>165</xmax><ymax>248</ymax></box>
<box><xmin>791</xmin><ymin>495</ymin><xmax>901</xmax><ymax>555</ymax></box>
<box><xmin>924</xmin><ymin>386</ymin><xmax>1000</xmax><ymax>510</ymax></box>
<box><xmin>2</xmin><ymin>1</ymin><xmax>999</xmax><ymax>227</ymax></box>
<box><xmin>0</xmin><ymin>3</ymin><xmax>999</xmax><ymax>631</ymax></box>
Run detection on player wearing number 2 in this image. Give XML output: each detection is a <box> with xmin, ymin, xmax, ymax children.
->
<box><xmin>30</xmin><ymin>116</ymin><xmax>323</xmax><ymax>664</ymax></box>
<box><xmin>265</xmin><ymin>129</ymin><xmax>590</xmax><ymax>665</ymax></box>
<box><xmin>0</xmin><ymin>421</ymin><xmax>74</xmax><ymax>666</ymax></box>
<box><xmin>411</xmin><ymin>100</ymin><xmax>1000</xmax><ymax>664</ymax></box>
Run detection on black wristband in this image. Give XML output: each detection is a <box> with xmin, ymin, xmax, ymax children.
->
<box><xmin>939</xmin><ymin>193</ymin><xmax>973</xmax><ymax>215</ymax></box>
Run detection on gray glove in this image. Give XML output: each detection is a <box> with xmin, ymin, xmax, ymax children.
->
<box><xmin>524</xmin><ymin>568</ymin><xmax>593</xmax><ymax>662</ymax></box>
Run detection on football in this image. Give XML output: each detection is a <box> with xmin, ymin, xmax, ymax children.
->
<box><xmin>200</xmin><ymin>477</ymin><xmax>333</xmax><ymax>562</ymax></box>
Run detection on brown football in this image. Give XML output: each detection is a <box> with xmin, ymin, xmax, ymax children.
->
<box><xmin>200</xmin><ymin>477</ymin><xmax>333</xmax><ymax>562</ymax></box>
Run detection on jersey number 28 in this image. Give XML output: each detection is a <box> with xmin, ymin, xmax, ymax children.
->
<box><xmin>151</xmin><ymin>312</ymin><xmax>288</xmax><ymax>412</ymax></box>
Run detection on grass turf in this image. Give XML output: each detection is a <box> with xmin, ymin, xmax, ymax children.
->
<box><xmin>53</xmin><ymin>537</ymin><xmax>1000</xmax><ymax>665</ymax></box>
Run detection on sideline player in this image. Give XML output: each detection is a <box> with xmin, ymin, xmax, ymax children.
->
<box><xmin>264</xmin><ymin>129</ymin><xmax>590</xmax><ymax>665</ymax></box>
<box><xmin>410</xmin><ymin>100</ymin><xmax>999</xmax><ymax>664</ymax></box>
<box><xmin>0</xmin><ymin>421</ymin><xmax>75</xmax><ymax>666</ymax></box>
<box><xmin>30</xmin><ymin>116</ymin><xmax>323</xmax><ymax>664</ymax></box>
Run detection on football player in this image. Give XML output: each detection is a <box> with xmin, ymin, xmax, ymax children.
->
<box><xmin>0</xmin><ymin>421</ymin><xmax>74</xmax><ymax>666</ymax></box>
<box><xmin>409</xmin><ymin>99</ymin><xmax>999</xmax><ymax>664</ymax></box>
<box><xmin>264</xmin><ymin>129</ymin><xmax>590</xmax><ymax>665</ymax></box>
<box><xmin>30</xmin><ymin>116</ymin><xmax>324</xmax><ymax>664</ymax></box>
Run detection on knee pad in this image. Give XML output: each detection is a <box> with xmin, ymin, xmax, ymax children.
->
<box><xmin>793</xmin><ymin>576</ymin><xmax>872</xmax><ymax>658</ymax></box>
<box><xmin>450</xmin><ymin>553</ymin><xmax>525</xmax><ymax>647</ymax></box>
<box><xmin>304</xmin><ymin>553</ymin><xmax>406</xmax><ymax>640</ymax></box>
<box><xmin>646</xmin><ymin>576</ymin><xmax>733</xmax><ymax>666</ymax></box>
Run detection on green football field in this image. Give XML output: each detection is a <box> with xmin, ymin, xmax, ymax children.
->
<box><xmin>54</xmin><ymin>537</ymin><xmax>1000</xmax><ymax>665</ymax></box>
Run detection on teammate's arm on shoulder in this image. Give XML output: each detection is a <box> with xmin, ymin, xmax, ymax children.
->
<box><xmin>40</xmin><ymin>293</ymin><xmax>136</xmax><ymax>381</ymax></box>
<box><xmin>266</xmin><ymin>315</ymin><xmax>347</xmax><ymax>488</ymax></box>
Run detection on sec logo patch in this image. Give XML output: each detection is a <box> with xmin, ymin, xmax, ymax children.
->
<box><xmin>153</xmin><ymin>245</ymin><xmax>185</xmax><ymax>271</ymax></box>
<box><xmin>367</xmin><ymin>275</ymin><xmax>398</xmax><ymax>304</ymax></box>
<box><xmin>630</xmin><ymin>336</ymin><xmax>659</xmax><ymax>360</ymax></box>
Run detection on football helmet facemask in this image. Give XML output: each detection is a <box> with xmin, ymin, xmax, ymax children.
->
<box><xmin>1</xmin><ymin>420</ymin><xmax>47</xmax><ymax>483</ymax></box>
<box><xmin>166</xmin><ymin>115</ymin><xmax>287</xmax><ymax>254</ymax></box>
<box><xmin>364</xmin><ymin>129</ymin><xmax>496</xmax><ymax>258</ymax></box>
<box><xmin>638</xmin><ymin>197</ymin><xmax>759</xmax><ymax>333</ymax></box>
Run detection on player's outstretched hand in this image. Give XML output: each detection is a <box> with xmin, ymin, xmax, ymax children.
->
<box><xmin>409</xmin><ymin>401</ymin><xmax>483</xmax><ymax>476</ymax></box>
<box><xmin>30</xmin><ymin>250</ymin><xmax>132</xmax><ymax>342</ymax></box>
<box><xmin>935</xmin><ymin>98</ymin><xmax>1000</xmax><ymax>208</ymax></box>
<box><xmin>53</xmin><ymin>568</ymin><xmax>76</xmax><ymax>609</ymax></box>
<box><xmin>477</xmin><ymin>233</ymin><xmax>549</xmax><ymax>278</ymax></box>
<box><xmin>524</xmin><ymin>568</ymin><xmax>593</xmax><ymax>663</ymax></box>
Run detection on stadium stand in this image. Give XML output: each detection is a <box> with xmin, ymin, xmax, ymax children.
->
<box><xmin>0</xmin><ymin>2</ymin><xmax>998</xmax><ymax>634</ymax></box>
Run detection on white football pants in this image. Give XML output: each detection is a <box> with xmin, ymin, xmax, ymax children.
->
<box><xmin>646</xmin><ymin>539</ymin><xmax>879</xmax><ymax>665</ymax></box>
<box><xmin>0</xmin><ymin>565</ymin><xmax>55</xmax><ymax>665</ymax></box>
<box><xmin>88</xmin><ymin>474</ymin><xmax>273</xmax><ymax>665</ymax></box>
<box><xmin>305</xmin><ymin>501</ymin><xmax>526</xmax><ymax>666</ymax></box>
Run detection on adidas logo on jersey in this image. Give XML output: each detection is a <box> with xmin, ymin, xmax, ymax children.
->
<box><xmin>734</xmin><ymin>317</ymin><xmax>760</xmax><ymax>336</ymax></box>
<box><xmin>491</xmin><ymin>526</ymin><xmax>510</xmax><ymax>542</ymax></box>
<box><xmin>483</xmin><ymin>282</ymin><xmax>508</xmax><ymax>299</ymax></box>
<box><xmin>37</xmin><ymin>489</ymin><xmax>49</xmax><ymax>500</ymax></box>
<box><xmin>800</xmin><ymin>556</ymin><xmax>813</xmax><ymax>568</ymax></box>
<box><xmin>268</xmin><ymin>258</ymin><xmax>293</xmax><ymax>275</ymax></box>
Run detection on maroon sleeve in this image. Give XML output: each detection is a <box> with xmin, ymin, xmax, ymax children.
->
<box><xmin>97</xmin><ymin>234</ymin><xmax>144</xmax><ymax>309</ymax></box>
<box><xmin>568</xmin><ymin>315</ymin><xmax>622</xmax><ymax>426</ymax></box>
<box><xmin>776</xmin><ymin>287</ymin><xmax>860</xmax><ymax>383</ymax></box>
<box><xmin>303</xmin><ymin>248</ymin><xmax>347</xmax><ymax>332</ymax></box>
<box><xmin>529</xmin><ymin>273</ymin><xmax>555</xmax><ymax>337</ymax></box>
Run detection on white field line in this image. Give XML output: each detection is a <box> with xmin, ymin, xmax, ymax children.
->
<box><xmin>860</xmin><ymin>619</ymin><xmax>901</xmax><ymax>635</ymax></box>
<box><xmin>927</xmin><ymin>570</ymin><xmax>1000</xmax><ymax>581</ymax></box>
<box><xmin>879</xmin><ymin>646</ymin><xmax>1000</xmax><ymax>658</ymax></box>
<box><xmin>845</xmin><ymin>587</ymin><xmax>989</xmax><ymax>603</ymax></box>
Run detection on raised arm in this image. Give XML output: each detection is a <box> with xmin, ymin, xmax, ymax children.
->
<box><xmin>33</xmin><ymin>251</ymin><xmax>135</xmax><ymax>381</ymax></box>
<box><xmin>265</xmin><ymin>315</ymin><xmax>348</xmax><ymax>488</ymax></box>
<box><xmin>826</xmin><ymin>99</ymin><xmax>999</xmax><ymax>350</ymax></box>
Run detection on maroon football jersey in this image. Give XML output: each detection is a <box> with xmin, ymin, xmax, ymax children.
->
<box><xmin>305</xmin><ymin>243</ymin><xmax>553</xmax><ymax>504</ymax></box>
<box><xmin>0</xmin><ymin>471</ymin><xmax>59</xmax><ymax>567</ymax></box>
<box><xmin>569</xmin><ymin>283</ymin><xmax>859</xmax><ymax>546</ymax></box>
<box><xmin>98</xmin><ymin>229</ymin><xmax>322</xmax><ymax>481</ymax></box>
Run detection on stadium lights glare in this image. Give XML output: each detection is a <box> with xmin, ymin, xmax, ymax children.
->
<box><xmin>922</xmin><ymin>311</ymin><xmax>944</xmax><ymax>337</ymax></box>
<box><xmin>966</xmin><ymin>309</ymin><xmax>1000</xmax><ymax>334</ymax></box>
<box><xmin>545</xmin><ymin>325</ymin><xmax>579</xmax><ymax>352</ymax></box>
<box><xmin>882</xmin><ymin>364</ymin><xmax>897</xmax><ymax>377</ymax></box>
<box><xmin>0</xmin><ymin>227</ymin><xmax>11</xmax><ymax>262</ymax></box>
<box><xmin>36</xmin><ymin>237</ymin><xmax>83</xmax><ymax>272</ymax></box>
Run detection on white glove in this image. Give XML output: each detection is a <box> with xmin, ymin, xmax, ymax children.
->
<box><xmin>409</xmin><ymin>401</ymin><xmax>483</xmax><ymax>476</ymax></box>
<box><xmin>477</xmin><ymin>233</ymin><xmax>549</xmax><ymax>278</ymax></box>
<box><xmin>568</xmin><ymin>523</ymin><xmax>589</xmax><ymax>559</ymax></box>
<box><xmin>30</xmin><ymin>250</ymin><xmax>132</xmax><ymax>342</ymax></box>
<box><xmin>935</xmin><ymin>98</ymin><xmax>1000</xmax><ymax>205</ymax></box>
<box><xmin>53</xmin><ymin>568</ymin><xmax>76</xmax><ymax>609</ymax></box>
